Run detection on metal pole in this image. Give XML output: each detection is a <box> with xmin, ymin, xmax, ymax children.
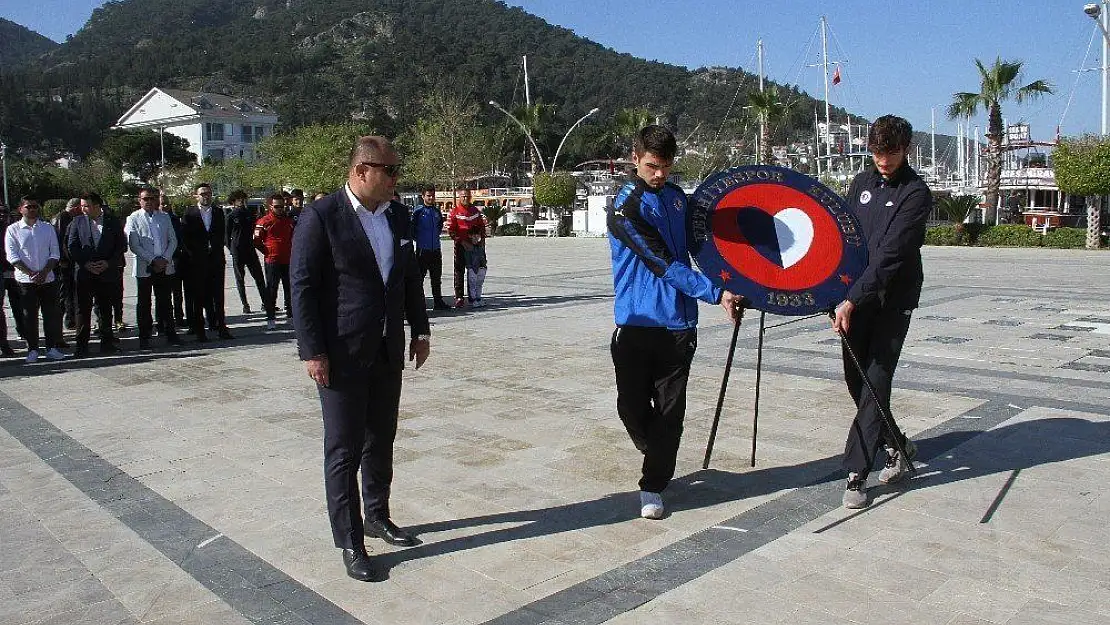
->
<box><xmin>930</xmin><ymin>107</ymin><xmax>937</xmax><ymax>177</ymax></box>
<box><xmin>0</xmin><ymin>141</ymin><xmax>8</xmax><ymax>210</ymax></box>
<box><xmin>836</xmin><ymin>324</ymin><xmax>917</xmax><ymax>477</ymax></box>
<box><xmin>489</xmin><ymin>100</ymin><xmax>547</xmax><ymax>173</ymax></box>
<box><xmin>820</xmin><ymin>17</ymin><xmax>831</xmax><ymax>169</ymax></box>
<box><xmin>750</xmin><ymin>311</ymin><xmax>766</xmax><ymax>467</ymax></box>
<box><xmin>1096</xmin><ymin>2</ymin><xmax>1105</xmax><ymax>134</ymax></box>
<box><xmin>523</xmin><ymin>55</ymin><xmax>531</xmax><ymax>107</ymax></box>
<box><xmin>703</xmin><ymin>314</ymin><xmax>742</xmax><ymax>469</ymax></box>
<box><xmin>757</xmin><ymin>39</ymin><xmax>765</xmax><ymax>163</ymax></box>
<box><xmin>552</xmin><ymin>108</ymin><xmax>599</xmax><ymax>171</ymax></box>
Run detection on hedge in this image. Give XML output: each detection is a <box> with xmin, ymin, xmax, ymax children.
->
<box><xmin>924</xmin><ymin>225</ymin><xmax>1090</xmax><ymax>249</ymax></box>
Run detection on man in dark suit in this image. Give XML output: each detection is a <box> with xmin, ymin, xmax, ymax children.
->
<box><xmin>181</xmin><ymin>182</ymin><xmax>233</xmax><ymax>342</ymax></box>
<box><xmin>832</xmin><ymin>115</ymin><xmax>932</xmax><ymax>509</ymax></box>
<box><xmin>292</xmin><ymin>136</ymin><xmax>430</xmax><ymax>582</ymax></box>
<box><xmin>68</xmin><ymin>192</ymin><xmax>128</xmax><ymax>356</ymax></box>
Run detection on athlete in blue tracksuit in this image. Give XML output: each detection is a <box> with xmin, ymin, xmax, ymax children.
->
<box><xmin>607</xmin><ymin>125</ymin><xmax>743</xmax><ymax>519</ymax></box>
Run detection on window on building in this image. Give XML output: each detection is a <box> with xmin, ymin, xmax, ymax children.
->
<box><xmin>207</xmin><ymin>149</ymin><xmax>225</xmax><ymax>163</ymax></box>
<box><xmin>204</xmin><ymin>123</ymin><xmax>225</xmax><ymax>141</ymax></box>
<box><xmin>241</xmin><ymin>125</ymin><xmax>254</xmax><ymax>143</ymax></box>
<box><xmin>255</xmin><ymin>126</ymin><xmax>265</xmax><ymax>141</ymax></box>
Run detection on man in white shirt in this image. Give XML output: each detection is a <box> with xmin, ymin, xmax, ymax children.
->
<box><xmin>3</xmin><ymin>197</ymin><xmax>67</xmax><ymax>363</ymax></box>
<box><xmin>126</xmin><ymin>188</ymin><xmax>182</xmax><ymax>349</ymax></box>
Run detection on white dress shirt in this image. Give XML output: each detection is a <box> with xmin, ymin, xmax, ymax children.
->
<box><xmin>199</xmin><ymin>205</ymin><xmax>213</xmax><ymax>231</ymax></box>
<box><xmin>344</xmin><ymin>185</ymin><xmax>394</xmax><ymax>281</ymax></box>
<box><xmin>4</xmin><ymin>218</ymin><xmax>60</xmax><ymax>284</ymax></box>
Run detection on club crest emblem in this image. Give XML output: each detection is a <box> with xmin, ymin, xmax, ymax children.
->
<box><xmin>689</xmin><ymin>166</ymin><xmax>868</xmax><ymax>316</ymax></box>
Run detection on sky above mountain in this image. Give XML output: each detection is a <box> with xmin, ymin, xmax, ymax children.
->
<box><xmin>1</xmin><ymin>0</ymin><xmax>1103</xmax><ymax>143</ymax></box>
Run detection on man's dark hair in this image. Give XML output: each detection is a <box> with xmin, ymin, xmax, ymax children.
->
<box><xmin>140</xmin><ymin>187</ymin><xmax>160</xmax><ymax>198</ymax></box>
<box><xmin>290</xmin><ymin>189</ymin><xmax>304</xmax><ymax>198</ymax></box>
<box><xmin>281</xmin><ymin>190</ymin><xmax>292</xmax><ymax>199</ymax></box>
<box><xmin>18</xmin><ymin>195</ymin><xmax>37</xmax><ymax>207</ymax></box>
<box><xmin>420</xmin><ymin>184</ymin><xmax>436</xmax><ymax>194</ymax></box>
<box><xmin>80</xmin><ymin>191</ymin><xmax>103</xmax><ymax>206</ymax></box>
<box><xmin>868</xmin><ymin>115</ymin><xmax>913</xmax><ymax>153</ymax></box>
<box><xmin>267</xmin><ymin>192</ymin><xmax>285</xmax><ymax>204</ymax></box>
<box><xmin>633</xmin><ymin>125</ymin><xmax>677</xmax><ymax>161</ymax></box>
<box><xmin>227</xmin><ymin>189</ymin><xmax>248</xmax><ymax>203</ymax></box>
<box><xmin>195</xmin><ymin>182</ymin><xmax>212</xmax><ymax>192</ymax></box>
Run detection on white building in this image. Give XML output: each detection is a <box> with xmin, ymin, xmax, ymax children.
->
<box><xmin>113</xmin><ymin>88</ymin><xmax>279</xmax><ymax>165</ymax></box>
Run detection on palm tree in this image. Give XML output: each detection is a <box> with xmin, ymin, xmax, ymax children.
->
<box><xmin>611</xmin><ymin>107</ymin><xmax>653</xmax><ymax>155</ymax></box>
<box><xmin>509</xmin><ymin>101</ymin><xmax>556</xmax><ymax>171</ymax></box>
<box><xmin>746</xmin><ymin>85</ymin><xmax>790</xmax><ymax>165</ymax></box>
<box><xmin>948</xmin><ymin>58</ymin><xmax>1053</xmax><ymax>224</ymax></box>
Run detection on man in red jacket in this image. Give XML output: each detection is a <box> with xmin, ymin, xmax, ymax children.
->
<box><xmin>254</xmin><ymin>193</ymin><xmax>295</xmax><ymax>331</ymax></box>
<box><xmin>446</xmin><ymin>189</ymin><xmax>486</xmax><ymax>308</ymax></box>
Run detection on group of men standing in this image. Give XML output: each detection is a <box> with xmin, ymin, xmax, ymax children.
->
<box><xmin>0</xmin><ymin>182</ymin><xmax>308</xmax><ymax>360</ymax></box>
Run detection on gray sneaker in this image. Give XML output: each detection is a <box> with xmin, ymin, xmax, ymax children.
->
<box><xmin>842</xmin><ymin>473</ymin><xmax>869</xmax><ymax>509</ymax></box>
<box><xmin>878</xmin><ymin>438</ymin><xmax>918</xmax><ymax>484</ymax></box>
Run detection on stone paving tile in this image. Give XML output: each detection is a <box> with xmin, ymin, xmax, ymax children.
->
<box><xmin>1</xmin><ymin>243</ymin><xmax>1110</xmax><ymax>624</ymax></box>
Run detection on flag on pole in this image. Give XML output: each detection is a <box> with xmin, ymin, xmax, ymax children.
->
<box><xmin>832</xmin><ymin>66</ymin><xmax>842</xmax><ymax>86</ymax></box>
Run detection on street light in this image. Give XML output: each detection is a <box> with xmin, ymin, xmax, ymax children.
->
<box><xmin>489</xmin><ymin>100</ymin><xmax>548</xmax><ymax>173</ymax></box>
<box><xmin>1086</xmin><ymin>2</ymin><xmax>1110</xmax><ymax>134</ymax></box>
<box><xmin>552</xmin><ymin>107</ymin><xmax>600</xmax><ymax>171</ymax></box>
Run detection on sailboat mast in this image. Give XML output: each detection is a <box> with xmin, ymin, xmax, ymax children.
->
<box><xmin>523</xmin><ymin>55</ymin><xmax>531</xmax><ymax>106</ymax></box>
<box><xmin>814</xmin><ymin>109</ymin><xmax>821</xmax><ymax>176</ymax></box>
<box><xmin>757</xmin><ymin>39</ymin><xmax>765</xmax><ymax>163</ymax></box>
<box><xmin>820</xmin><ymin>16</ymin><xmax>831</xmax><ymax>170</ymax></box>
<box><xmin>930</xmin><ymin>107</ymin><xmax>937</xmax><ymax>178</ymax></box>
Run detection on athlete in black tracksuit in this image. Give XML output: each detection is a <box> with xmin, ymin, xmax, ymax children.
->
<box><xmin>832</xmin><ymin>115</ymin><xmax>932</xmax><ymax>509</ymax></box>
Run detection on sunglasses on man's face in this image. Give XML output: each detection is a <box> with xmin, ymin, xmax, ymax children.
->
<box><xmin>359</xmin><ymin>162</ymin><xmax>402</xmax><ymax>177</ymax></box>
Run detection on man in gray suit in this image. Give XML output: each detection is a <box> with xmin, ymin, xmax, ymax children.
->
<box><xmin>126</xmin><ymin>188</ymin><xmax>182</xmax><ymax>349</ymax></box>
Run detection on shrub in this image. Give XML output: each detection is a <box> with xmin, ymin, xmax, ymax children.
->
<box><xmin>498</xmin><ymin>223</ymin><xmax>526</xmax><ymax>236</ymax></box>
<box><xmin>1043</xmin><ymin>227</ymin><xmax>1087</xmax><ymax>249</ymax></box>
<box><xmin>975</xmin><ymin>224</ymin><xmax>1043</xmax><ymax>247</ymax></box>
<box><xmin>41</xmin><ymin>199</ymin><xmax>69</xmax><ymax>221</ymax></box>
<box><xmin>533</xmin><ymin>172</ymin><xmax>577</xmax><ymax>207</ymax></box>
<box><xmin>925</xmin><ymin>225</ymin><xmax>960</xmax><ymax>246</ymax></box>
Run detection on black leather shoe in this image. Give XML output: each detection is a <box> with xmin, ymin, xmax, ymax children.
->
<box><xmin>99</xmin><ymin>343</ymin><xmax>119</xmax><ymax>355</ymax></box>
<box><xmin>218</xmin><ymin>328</ymin><xmax>234</xmax><ymax>340</ymax></box>
<box><xmin>138</xmin><ymin>338</ymin><xmax>151</xmax><ymax>349</ymax></box>
<box><xmin>166</xmin><ymin>334</ymin><xmax>183</xmax><ymax>346</ymax></box>
<box><xmin>364</xmin><ymin>518</ymin><xmax>419</xmax><ymax>547</ymax></box>
<box><xmin>342</xmin><ymin>548</ymin><xmax>382</xmax><ymax>582</ymax></box>
<box><xmin>0</xmin><ymin>344</ymin><xmax>14</xmax><ymax>357</ymax></box>
<box><xmin>195</xmin><ymin>333</ymin><xmax>210</xmax><ymax>343</ymax></box>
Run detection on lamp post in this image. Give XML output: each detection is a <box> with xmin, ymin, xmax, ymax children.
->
<box><xmin>0</xmin><ymin>140</ymin><xmax>8</xmax><ymax>211</ymax></box>
<box><xmin>489</xmin><ymin>100</ymin><xmax>548</xmax><ymax>173</ymax></box>
<box><xmin>552</xmin><ymin>107</ymin><xmax>600</xmax><ymax>171</ymax></box>
<box><xmin>1086</xmin><ymin>2</ymin><xmax>1110</xmax><ymax>134</ymax></box>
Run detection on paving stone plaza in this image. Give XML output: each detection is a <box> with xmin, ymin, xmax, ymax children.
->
<box><xmin>1</xmin><ymin>239</ymin><xmax>1108</xmax><ymax>625</ymax></box>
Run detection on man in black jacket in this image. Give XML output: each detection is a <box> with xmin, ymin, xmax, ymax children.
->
<box><xmin>181</xmin><ymin>183</ymin><xmax>233</xmax><ymax>341</ymax></box>
<box><xmin>224</xmin><ymin>190</ymin><xmax>266</xmax><ymax>314</ymax></box>
<box><xmin>292</xmin><ymin>136</ymin><xmax>430</xmax><ymax>582</ymax></box>
<box><xmin>68</xmin><ymin>192</ymin><xmax>127</xmax><ymax>356</ymax></box>
<box><xmin>832</xmin><ymin>115</ymin><xmax>932</xmax><ymax>509</ymax></box>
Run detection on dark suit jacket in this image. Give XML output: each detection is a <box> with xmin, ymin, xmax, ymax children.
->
<box><xmin>844</xmin><ymin>163</ymin><xmax>933</xmax><ymax>310</ymax></box>
<box><xmin>181</xmin><ymin>205</ymin><xmax>227</xmax><ymax>270</ymax></box>
<box><xmin>291</xmin><ymin>190</ymin><xmax>430</xmax><ymax>372</ymax></box>
<box><xmin>66</xmin><ymin>214</ymin><xmax>127</xmax><ymax>283</ymax></box>
<box><xmin>225</xmin><ymin>205</ymin><xmax>258</xmax><ymax>256</ymax></box>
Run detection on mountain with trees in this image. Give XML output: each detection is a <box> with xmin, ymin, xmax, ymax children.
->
<box><xmin>0</xmin><ymin>19</ymin><xmax>59</xmax><ymax>70</ymax></box>
<box><xmin>2</xmin><ymin>0</ymin><xmax>856</xmax><ymax>165</ymax></box>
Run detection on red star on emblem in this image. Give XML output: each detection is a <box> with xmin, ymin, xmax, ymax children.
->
<box><xmin>719</xmin><ymin>270</ymin><xmax>733</xmax><ymax>282</ymax></box>
<box><xmin>839</xmin><ymin>274</ymin><xmax>853</xmax><ymax>285</ymax></box>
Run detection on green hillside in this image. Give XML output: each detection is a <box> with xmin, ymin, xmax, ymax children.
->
<box><xmin>2</xmin><ymin>0</ymin><xmax>849</xmax><ymax>160</ymax></box>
